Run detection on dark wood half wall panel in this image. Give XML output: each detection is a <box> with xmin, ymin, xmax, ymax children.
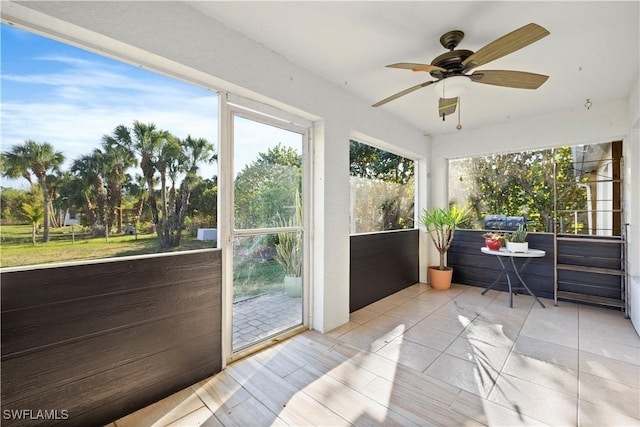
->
<box><xmin>1</xmin><ymin>249</ymin><xmax>222</xmax><ymax>427</ymax></box>
<box><xmin>449</xmin><ymin>230</ymin><xmax>555</xmax><ymax>299</ymax></box>
<box><xmin>350</xmin><ymin>229</ymin><xmax>419</xmax><ymax>312</ymax></box>
<box><xmin>449</xmin><ymin>230</ymin><xmax>623</xmax><ymax>303</ymax></box>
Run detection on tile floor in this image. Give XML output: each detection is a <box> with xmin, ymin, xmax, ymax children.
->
<box><xmin>112</xmin><ymin>283</ymin><xmax>640</xmax><ymax>426</ymax></box>
<box><xmin>233</xmin><ymin>293</ymin><xmax>302</xmax><ymax>350</ymax></box>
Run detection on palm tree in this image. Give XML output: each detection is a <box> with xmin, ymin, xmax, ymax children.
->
<box><xmin>173</xmin><ymin>135</ymin><xmax>214</xmax><ymax>244</ymax></box>
<box><xmin>21</xmin><ymin>202</ymin><xmax>44</xmax><ymax>246</ymax></box>
<box><xmin>156</xmin><ymin>135</ymin><xmax>184</xmax><ymax>244</ymax></box>
<box><xmin>46</xmin><ymin>171</ymin><xmax>70</xmax><ymax>228</ymax></box>
<box><xmin>105</xmin><ymin>121</ymin><xmax>167</xmax><ymax>231</ymax></box>
<box><xmin>71</xmin><ymin>151</ymin><xmax>108</xmax><ymax>236</ymax></box>
<box><xmin>56</xmin><ymin>171</ymin><xmax>85</xmax><ymax>227</ymax></box>
<box><xmin>124</xmin><ymin>174</ymin><xmax>149</xmax><ymax>240</ymax></box>
<box><xmin>104</xmin><ymin>121</ymin><xmax>214</xmax><ymax>248</ymax></box>
<box><xmin>50</xmin><ymin>171</ymin><xmax>73</xmax><ymax>227</ymax></box>
<box><xmin>184</xmin><ymin>135</ymin><xmax>215</xmax><ymax>174</ymax></box>
<box><xmin>1</xmin><ymin>140</ymin><xmax>64</xmax><ymax>242</ymax></box>
<box><xmin>97</xmin><ymin>142</ymin><xmax>136</xmax><ymax>233</ymax></box>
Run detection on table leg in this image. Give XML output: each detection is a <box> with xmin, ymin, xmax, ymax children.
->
<box><xmin>505</xmin><ymin>268</ymin><xmax>513</xmax><ymax>308</ymax></box>
<box><xmin>509</xmin><ymin>256</ymin><xmax>546</xmax><ymax>308</ymax></box>
<box><xmin>482</xmin><ymin>255</ymin><xmax>507</xmax><ymax>295</ymax></box>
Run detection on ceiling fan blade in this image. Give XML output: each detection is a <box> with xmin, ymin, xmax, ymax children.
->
<box><xmin>386</xmin><ymin>63</ymin><xmax>447</xmax><ymax>73</ymax></box>
<box><xmin>438</xmin><ymin>97</ymin><xmax>458</xmax><ymax>117</ymax></box>
<box><xmin>462</xmin><ymin>23</ymin><xmax>549</xmax><ymax>70</ymax></box>
<box><xmin>470</xmin><ymin>70</ymin><xmax>549</xmax><ymax>89</ymax></box>
<box><xmin>372</xmin><ymin>81</ymin><xmax>435</xmax><ymax>107</ymax></box>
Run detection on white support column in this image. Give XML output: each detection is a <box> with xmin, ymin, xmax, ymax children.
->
<box><xmin>625</xmin><ymin>126</ymin><xmax>639</xmax><ymax>333</ymax></box>
<box><xmin>312</xmin><ymin>121</ymin><xmax>350</xmax><ymax>333</ymax></box>
<box><xmin>416</xmin><ymin>155</ymin><xmax>430</xmax><ymax>283</ymax></box>
<box><xmin>218</xmin><ymin>92</ymin><xmax>233</xmax><ymax>366</ymax></box>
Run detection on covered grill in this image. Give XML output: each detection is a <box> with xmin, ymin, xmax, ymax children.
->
<box><xmin>484</xmin><ymin>214</ymin><xmax>526</xmax><ymax>231</ymax></box>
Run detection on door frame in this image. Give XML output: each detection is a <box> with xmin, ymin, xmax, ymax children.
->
<box><xmin>219</xmin><ymin>93</ymin><xmax>313</xmax><ymax>364</ymax></box>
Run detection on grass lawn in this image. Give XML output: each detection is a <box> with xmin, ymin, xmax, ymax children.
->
<box><xmin>0</xmin><ymin>224</ymin><xmax>215</xmax><ymax>268</ymax></box>
<box><xmin>1</xmin><ymin>224</ymin><xmax>288</xmax><ymax>301</ymax></box>
<box><xmin>233</xmin><ymin>257</ymin><xmax>285</xmax><ymax>302</ymax></box>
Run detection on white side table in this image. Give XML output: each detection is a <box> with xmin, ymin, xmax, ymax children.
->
<box><xmin>480</xmin><ymin>247</ymin><xmax>546</xmax><ymax>308</ymax></box>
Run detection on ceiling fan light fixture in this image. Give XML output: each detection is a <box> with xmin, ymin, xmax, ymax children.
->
<box><xmin>433</xmin><ymin>75</ymin><xmax>471</xmax><ymax>98</ymax></box>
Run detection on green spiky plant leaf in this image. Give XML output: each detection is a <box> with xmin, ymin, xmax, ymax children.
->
<box><xmin>274</xmin><ymin>191</ymin><xmax>303</xmax><ymax>277</ymax></box>
<box><xmin>420</xmin><ymin>205</ymin><xmax>471</xmax><ymax>270</ymax></box>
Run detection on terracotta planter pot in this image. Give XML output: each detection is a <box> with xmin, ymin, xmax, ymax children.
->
<box><xmin>428</xmin><ymin>266</ymin><xmax>453</xmax><ymax>290</ymax></box>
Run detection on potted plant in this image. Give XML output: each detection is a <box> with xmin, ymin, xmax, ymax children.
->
<box><xmin>506</xmin><ymin>224</ymin><xmax>528</xmax><ymax>253</ymax></box>
<box><xmin>275</xmin><ymin>230</ymin><xmax>302</xmax><ymax>296</ymax></box>
<box><xmin>419</xmin><ymin>205</ymin><xmax>471</xmax><ymax>289</ymax></box>
<box><xmin>483</xmin><ymin>231</ymin><xmax>505</xmax><ymax>251</ymax></box>
<box><xmin>275</xmin><ymin>192</ymin><xmax>303</xmax><ymax>297</ymax></box>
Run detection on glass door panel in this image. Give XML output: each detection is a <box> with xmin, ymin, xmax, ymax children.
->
<box><xmin>232</xmin><ymin>114</ymin><xmax>305</xmax><ymax>352</ymax></box>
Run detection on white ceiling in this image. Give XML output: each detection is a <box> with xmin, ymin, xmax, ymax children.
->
<box><xmin>188</xmin><ymin>1</ymin><xmax>639</xmax><ymax>135</ymax></box>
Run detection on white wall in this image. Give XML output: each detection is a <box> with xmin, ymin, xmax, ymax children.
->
<box><xmin>1</xmin><ymin>1</ymin><xmax>428</xmax><ymax>334</ymax></box>
<box><xmin>624</xmin><ymin>76</ymin><xmax>639</xmax><ymax>334</ymax></box>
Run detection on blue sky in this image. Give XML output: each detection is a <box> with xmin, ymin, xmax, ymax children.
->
<box><xmin>1</xmin><ymin>23</ymin><xmax>220</xmax><ymax>189</ymax></box>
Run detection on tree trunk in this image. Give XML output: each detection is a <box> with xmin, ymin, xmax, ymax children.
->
<box><xmin>49</xmin><ymin>199</ymin><xmax>60</xmax><ymax>228</ymax></box>
<box><xmin>39</xmin><ymin>178</ymin><xmax>50</xmax><ymax>242</ymax></box>
<box><xmin>159</xmin><ymin>170</ymin><xmax>170</xmax><ymax>247</ymax></box>
<box><xmin>134</xmin><ymin>197</ymin><xmax>144</xmax><ymax>241</ymax></box>
<box><xmin>31</xmin><ymin>223</ymin><xmax>36</xmax><ymax>246</ymax></box>
<box><xmin>141</xmin><ymin>156</ymin><xmax>159</xmax><ymax>226</ymax></box>
<box><xmin>84</xmin><ymin>196</ymin><xmax>97</xmax><ymax>227</ymax></box>
<box><xmin>172</xmin><ymin>187</ymin><xmax>191</xmax><ymax>248</ymax></box>
<box><xmin>439</xmin><ymin>251</ymin><xmax>446</xmax><ymax>270</ymax></box>
<box><xmin>108</xmin><ymin>181</ymin><xmax>123</xmax><ymax>234</ymax></box>
<box><xmin>144</xmin><ymin>175</ymin><xmax>160</xmax><ymax>245</ymax></box>
<box><xmin>117</xmin><ymin>198</ymin><xmax>123</xmax><ymax>233</ymax></box>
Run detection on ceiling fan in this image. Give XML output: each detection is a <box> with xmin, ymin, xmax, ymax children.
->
<box><xmin>372</xmin><ymin>23</ymin><xmax>550</xmax><ymax>121</ymax></box>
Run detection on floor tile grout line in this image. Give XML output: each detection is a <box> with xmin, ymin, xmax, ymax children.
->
<box><xmin>576</xmin><ymin>303</ymin><xmax>582</xmax><ymax>424</ymax></box>
<box><xmin>118</xmin><ymin>283</ymin><xmax>639</xmax><ymax>426</ymax></box>
<box><xmin>278</xmin><ymin>336</ymin><xmax>415</xmax><ymax>426</ymax></box>
<box><xmin>163</xmin><ymin>399</ymin><xmax>217</xmax><ymax>427</ymax></box>
<box><xmin>485</xmin><ymin>293</ymin><xmax>536</xmax><ymax>399</ymax></box>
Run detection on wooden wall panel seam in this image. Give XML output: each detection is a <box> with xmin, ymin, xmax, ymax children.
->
<box><xmin>64</xmin><ymin>363</ymin><xmax>220</xmax><ymax>427</ymax></box>
<box><xmin>2</xmin><ymin>329</ymin><xmax>221</xmax><ymax>406</ymax></box>
<box><xmin>1</xmin><ymin>301</ymin><xmax>220</xmax><ymax>361</ymax></box>
<box><xmin>1</xmin><ymin>272</ymin><xmax>221</xmax><ymax>312</ymax></box>
<box><xmin>1</xmin><ymin>251</ymin><xmax>221</xmax><ymax>311</ymax></box>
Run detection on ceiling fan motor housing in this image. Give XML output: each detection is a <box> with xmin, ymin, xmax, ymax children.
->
<box><xmin>430</xmin><ymin>49</ymin><xmax>474</xmax><ymax>78</ymax></box>
<box><xmin>430</xmin><ymin>30</ymin><xmax>474</xmax><ymax>77</ymax></box>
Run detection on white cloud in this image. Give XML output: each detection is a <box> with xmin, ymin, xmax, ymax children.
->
<box><xmin>2</xmin><ymin>53</ymin><xmax>304</xmax><ymax>189</ymax></box>
<box><xmin>3</xmin><ymin>55</ymin><xmax>170</xmax><ymax>94</ymax></box>
<box><xmin>1</xmin><ymin>54</ymin><xmax>220</xmax><ymax>188</ymax></box>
